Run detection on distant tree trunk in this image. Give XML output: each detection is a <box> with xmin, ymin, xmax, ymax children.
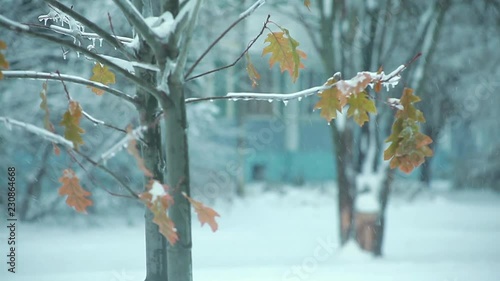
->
<box><xmin>331</xmin><ymin>123</ymin><xmax>355</xmax><ymax>245</ymax></box>
<box><xmin>373</xmin><ymin>169</ymin><xmax>394</xmax><ymax>256</ymax></box>
<box><xmin>419</xmin><ymin>125</ymin><xmax>435</xmax><ymax>187</ymax></box>
<box><xmin>19</xmin><ymin>144</ymin><xmax>51</xmax><ymax>221</ymax></box>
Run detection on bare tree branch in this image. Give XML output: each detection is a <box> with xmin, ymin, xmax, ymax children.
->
<box><xmin>184</xmin><ymin>0</ymin><xmax>266</xmax><ymax>79</ymax></box>
<box><xmin>2</xmin><ymin>70</ymin><xmax>137</xmax><ymax>105</ymax></box>
<box><xmin>0</xmin><ymin>116</ymin><xmax>74</xmax><ymax>149</ymax></box>
<box><xmin>0</xmin><ymin>15</ymin><xmax>164</xmax><ymax>101</ymax></box>
<box><xmin>185</xmin><ymin>14</ymin><xmax>271</xmax><ymax>82</ymax></box>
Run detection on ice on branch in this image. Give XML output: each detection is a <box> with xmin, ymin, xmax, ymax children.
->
<box><xmin>239</xmin><ymin>0</ymin><xmax>266</xmax><ymax>19</ymax></box>
<box><xmin>38</xmin><ymin>4</ymin><xmax>133</xmax><ymax>55</ymax></box>
<box><xmin>225</xmin><ymin>84</ymin><xmax>331</xmax><ymax>102</ymax></box>
<box><xmin>0</xmin><ymin>116</ymin><xmax>74</xmax><ymax>149</ymax></box>
<box><xmin>100</xmin><ymin>125</ymin><xmax>147</xmax><ymax>163</ymax></box>
<box><xmin>39</xmin><ymin>4</ymin><xmax>84</xmax><ymax>33</ymax></box>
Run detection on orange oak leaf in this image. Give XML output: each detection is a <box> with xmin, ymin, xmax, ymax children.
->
<box><xmin>262</xmin><ymin>29</ymin><xmax>306</xmax><ymax>82</ymax></box>
<box><xmin>183</xmin><ymin>193</ymin><xmax>220</xmax><ymax>232</ymax></box>
<box><xmin>60</xmin><ymin>100</ymin><xmax>85</xmax><ymax>149</ymax></box>
<box><xmin>152</xmin><ymin>204</ymin><xmax>178</xmax><ymax>245</ymax></box>
<box><xmin>126</xmin><ymin>126</ymin><xmax>153</xmax><ymax>178</ymax></box>
<box><xmin>139</xmin><ymin>180</ymin><xmax>178</xmax><ymax>244</ymax></box>
<box><xmin>58</xmin><ymin>169</ymin><xmax>92</xmax><ymax>213</ymax></box>
<box><xmin>88</xmin><ymin>63</ymin><xmax>115</xmax><ymax>95</ymax></box>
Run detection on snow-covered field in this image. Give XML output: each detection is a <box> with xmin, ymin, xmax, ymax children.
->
<box><xmin>3</xmin><ymin>183</ymin><xmax>500</xmax><ymax>281</ymax></box>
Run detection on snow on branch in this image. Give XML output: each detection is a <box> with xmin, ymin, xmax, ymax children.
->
<box><xmin>239</xmin><ymin>0</ymin><xmax>266</xmax><ymax>19</ymax></box>
<box><xmin>0</xmin><ymin>116</ymin><xmax>74</xmax><ymax>149</ymax></box>
<box><xmin>226</xmin><ymin>84</ymin><xmax>330</xmax><ymax>103</ymax></box>
<box><xmin>100</xmin><ymin>125</ymin><xmax>147</xmax><ymax>163</ymax></box>
<box><xmin>2</xmin><ymin>70</ymin><xmax>137</xmax><ymax>104</ymax></box>
<box><xmin>184</xmin><ymin>83</ymin><xmax>332</xmax><ymax>105</ymax></box>
<box><xmin>187</xmin><ymin>61</ymin><xmax>415</xmax><ymax>106</ymax></box>
<box><xmin>48</xmin><ymin>25</ymin><xmax>133</xmax><ymax>44</ymax></box>
<box><xmin>112</xmin><ymin>0</ymin><xmax>161</xmax><ymax>53</ymax></box>
<box><xmin>0</xmin><ymin>15</ymin><xmax>163</xmax><ymax>99</ymax></box>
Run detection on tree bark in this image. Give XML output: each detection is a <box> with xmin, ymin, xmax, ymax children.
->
<box><xmin>164</xmin><ymin>77</ymin><xmax>193</xmax><ymax>281</ymax></box>
<box><xmin>136</xmin><ymin>68</ymin><xmax>169</xmax><ymax>281</ymax></box>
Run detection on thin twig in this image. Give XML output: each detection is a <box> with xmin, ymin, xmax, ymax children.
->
<box><xmin>72</xmin><ymin>148</ymin><xmax>140</xmax><ymax>199</ymax></box>
<box><xmin>381</xmin><ymin>52</ymin><xmax>421</xmax><ymax>83</ymax></box>
<box><xmin>56</xmin><ymin>70</ymin><xmax>71</xmax><ymax>100</ymax></box>
<box><xmin>185</xmin><ymin>15</ymin><xmax>271</xmax><ymax>82</ymax></box>
<box><xmin>55</xmin><ymin>71</ymin><xmax>128</xmax><ymax>134</ymax></box>
<box><xmin>67</xmin><ymin>149</ymin><xmax>135</xmax><ymax>199</ymax></box>
<box><xmin>184</xmin><ymin>0</ymin><xmax>266</xmax><ymax>79</ymax></box>
<box><xmin>107</xmin><ymin>12</ymin><xmax>118</xmax><ymax>42</ymax></box>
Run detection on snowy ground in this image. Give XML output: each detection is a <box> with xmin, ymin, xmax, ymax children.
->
<box><xmin>3</xmin><ymin>183</ymin><xmax>500</xmax><ymax>281</ymax></box>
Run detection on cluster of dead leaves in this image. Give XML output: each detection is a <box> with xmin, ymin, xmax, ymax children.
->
<box><xmin>314</xmin><ymin>72</ymin><xmax>377</xmax><ymax>126</ymax></box>
<box><xmin>384</xmin><ymin>88</ymin><xmax>433</xmax><ymax>173</ymax></box>
<box><xmin>139</xmin><ymin>180</ymin><xmax>220</xmax><ymax>245</ymax></box>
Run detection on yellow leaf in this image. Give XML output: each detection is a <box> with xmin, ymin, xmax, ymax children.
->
<box><xmin>262</xmin><ymin>30</ymin><xmax>306</xmax><ymax>83</ymax></box>
<box><xmin>88</xmin><ymin>64</ymin><xmax>115</xmax><ymax>95</ymax></box>
<box><xmin>245</xmin><ymin>52</ymin><xmax>260</xmax><ymax>88</ymax></box>
<box><xmin>58</xmin><ymin>169</ymin><xmax>92</xmax><ymax>213</ymax></box>
<box><xmin>314</xmin><ymin>77</ymin><xmax>345</xmax><ymax>122</ymax></box>
<box><xmin>346</xmin><ymin>91</ymin><xmax>377</xmax><ymax>126</ymax></box>
<box><xmin>60</xmin><ymin>100</ymin><xmax>85</xmax><ymax>149</ymax></box>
